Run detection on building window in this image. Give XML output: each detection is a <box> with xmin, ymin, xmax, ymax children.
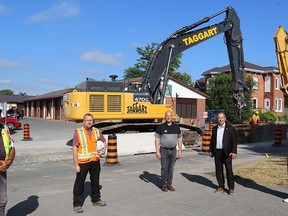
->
<box><xmin>252</xmin><ymin>77</ymin><xmax>258</xmax><ymax>90</ymax></box>
<box><xmin>275</xmin><ymin>98</ymin><xmax>283</xmax><ymax>112</ymax></box>
<box><xmin>252</xmin><ymin>98</ymin><xmax>258</xmax><ymax>109</ymax></box>
<box><xmin>264</xmin><ymin>98</ymin><xmax>270</xmax><ymax>110</ymax></box>
<box><xmin>206</xmin><ymin>78</ymin><xmax>212</xmax><ymax>84</ymax></box>
<box><xmin>275</xmin><ymin>77</ymin><xmax>280</xmax><ymax>90</ymax></box>
<box><xmin>206</xmin><ymin>78</ymin><xmax>212</xmax><ymax>91</ymax></box>
<box><xmin>265</xmin><ymin>76</ymin><xmax>271</xmax><ymax>92</ymax></box>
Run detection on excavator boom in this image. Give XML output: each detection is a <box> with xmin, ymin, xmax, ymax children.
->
<box><xmin>142</xmin><ymin>6</ymin><xmax>247</xmax><ymax>109</ymax></box>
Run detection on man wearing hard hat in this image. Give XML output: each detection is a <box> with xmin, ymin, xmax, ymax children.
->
<box><xmin>250</xmin><ymin>111</ymin><xmax>260</xmax><ymax>124</ymax></box>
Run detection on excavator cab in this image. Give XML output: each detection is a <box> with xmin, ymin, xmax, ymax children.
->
<box><xmin>127</xmin><ymin>81</ymin><xmax>142</xmax><ymax>92</ymax></box>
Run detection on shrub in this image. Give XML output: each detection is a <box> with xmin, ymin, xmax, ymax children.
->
<box><xmin>277</xmin><ymin>114</ymin><xmax>288</xmax><ymax>122</ymax></box>
<box><xmin>260</xmin><ymin>111</ymin><xmax>276</xmax><ymax>122</ymax></box>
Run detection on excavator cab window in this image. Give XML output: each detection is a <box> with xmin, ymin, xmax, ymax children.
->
<box><xmin>127</xmin><ymin>81</ymin><xmax>142</xmax><ymax>92</ymax></box>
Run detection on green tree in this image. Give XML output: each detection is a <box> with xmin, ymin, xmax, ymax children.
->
<box><xmin>124</xmin><ymin>42</ymin><xmax>191</xmax><ymax>85</ymax></box>
<box><xmin>0</xmin><ymin>89</ymin><xmax>14</xmax><ymax>95</ymax></box>
<box><xmin>124</xmin><ymin>42</ymin><xmax>158</xmax><ymax>79</ymax></box>
<box><xmin>135</xmin><ymin>42</ymin><xmax>158</xmax><ymax>73</ymax></box>
<box><xmin>170</xmin><ymin>71</ymin><xmax>192</xmax><ymax>85</ymax></box>
<box><xmin>123</xmin><ymin>67</ymin><xmax>144</xmax><ymax>79</ymax></box>
<box><xmin>206</xmin><ymin>74</ymin><xmax>253</xmax><ymax>124</ymax></box>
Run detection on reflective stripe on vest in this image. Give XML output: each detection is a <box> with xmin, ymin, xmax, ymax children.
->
<box><xmin>1</xmin><ymin>129</ymin><xmax>11</xmax><ymax>159</ymax></box>
<box><xmin>76</xmin><ymin>127</ymin><xmax>100</xmax><ymax>163</ymax></box>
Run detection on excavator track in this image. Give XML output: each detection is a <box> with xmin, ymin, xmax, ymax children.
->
<box><xmin>93</xmin><ymin>121</ymin><xmax>202</xmax><ymax>146</ymax></box>
<box><xmin>93</xmin><ymin>121</ymin><xmax>202</xmax><ymax>134</ymax></box>
<box><xmin>93</xmin><ymin>122</ymin><xmax>160</xmax><ymax>134</ymax></box>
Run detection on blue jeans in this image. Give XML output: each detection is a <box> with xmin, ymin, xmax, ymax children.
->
<box><xmin>0</xmin><ymin>172</ymin><xmax>7</xmax><ymax>216</ymax></box>
<box><xmin>160</xmin><ymin>147</ymin><xmax>176</xmax><ymax>186</ymax></box>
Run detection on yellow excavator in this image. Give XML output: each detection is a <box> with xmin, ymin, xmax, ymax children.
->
<box><xmin>274</xmin><ymin>25</ymin><xmax>288</xmax><ymax>95</ymax></box>
<box><xmin>63</xmin><ymin>6</ymin><xmax>247</xmax><ymax>134</ymax></box>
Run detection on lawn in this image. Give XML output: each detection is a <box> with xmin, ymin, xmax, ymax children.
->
<box><xmin>233</xmin><ymin>157</ymin><xmax>288</xmax><ymax>186</ymax></box>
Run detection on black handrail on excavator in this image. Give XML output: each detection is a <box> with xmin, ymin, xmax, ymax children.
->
<box><xmin>142</xmin><ymin>6</ymin><xmax>248</xmax><ymax>109</ymax></box>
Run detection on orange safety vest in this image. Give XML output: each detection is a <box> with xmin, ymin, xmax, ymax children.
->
<box><xmin>250</xmin><ymin>114</ymin><xmax>260</xmax><ymax>124</ymax></box>
<box><xmin>76</xmin><ymin>127</ymin><xmax>100</xmax><ymax>164</ymax></box>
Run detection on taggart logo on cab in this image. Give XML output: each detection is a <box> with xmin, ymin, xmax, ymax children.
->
<box><xmin>127</xmin><ymin>103</ymin><xmax>148</xmax><ymax>114</ymax></box>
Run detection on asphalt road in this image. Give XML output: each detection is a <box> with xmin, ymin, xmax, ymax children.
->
<box><xmin>4</xmin><ymin>118</ymin><xmax>288</xmax><ymax>216</ymax></box>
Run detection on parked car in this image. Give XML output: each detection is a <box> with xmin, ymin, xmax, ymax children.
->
<box><xmin>0</xmin><ymin>117</ymin><xmax>21</xmax><ymax>130</ymax></box>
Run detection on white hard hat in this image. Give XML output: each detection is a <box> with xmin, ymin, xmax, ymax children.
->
<box><xmin>96</xmin><ymin>140</ymin><xmax>104</xmax><ymax>151</ymax></box>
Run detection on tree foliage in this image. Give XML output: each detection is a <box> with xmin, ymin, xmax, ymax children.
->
<box><xmin>0</xmin><ymin>89</ymin><xmax>14</xmax><ymax>95</ymax></box>
<box><xmin>260</xmin><ymin>111</ymin><xmax>277</xmax><ymax>122</ymax></box>
<box><xmin>124</xmin><ymin>42</ymin><xmax>192</xmax><ymax>85</ymax></box>
<box><xmin>170</xmin><ymin>71</ymin><xmax>192</xmax><ymax>85</ymax></box>
<box><xmin>206</xmin><ymin>74</ymin><xmax>254</xmax><ymax>124</ymax></box>
<box><xmin>123</xmin><ymin>67</ymin><xmax>144</xmax><ymax>79</ymax></box>
<box><xmin>124</xmin><ymin>42</ymin><xmax>157</xmax><ymax>79</ymax></box>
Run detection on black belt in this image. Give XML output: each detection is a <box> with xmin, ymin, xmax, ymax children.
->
<box><xmin>161</xmin><ymin>147</ymin><xmax>176</xmax><ymax>150</ymax></box>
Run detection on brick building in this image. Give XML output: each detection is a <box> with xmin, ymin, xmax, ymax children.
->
<box><xmin>24</xmin><ymin>89</ymin><xmax>70</xmax><ymax>120</ymax></box>
<box><xmin>200</xmin><ymin>61</ymin><xmax>284</xmax><ymax>114</ymax></box>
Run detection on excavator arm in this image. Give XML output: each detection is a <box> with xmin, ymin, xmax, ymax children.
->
<box><xmin>142</xmin><ymin>6</ymin><xmax>247</xmax><ymax>108</ymax></box>
<box><xmin>274</xmin><ymin>25</ymin><xmax>288</xmax><ymax>95</ymax></box>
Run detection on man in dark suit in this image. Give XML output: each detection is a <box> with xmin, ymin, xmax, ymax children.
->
<box><xmin>209</xmin><ymin>112</ymin><xmax>237</xmax><ymax>195</ymax></box>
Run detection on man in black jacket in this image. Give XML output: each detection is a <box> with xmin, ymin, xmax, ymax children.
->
<box><xmin>209</xmin><ymin>112</ymin><xmax>237</xmax><ymax>195</ymax></box>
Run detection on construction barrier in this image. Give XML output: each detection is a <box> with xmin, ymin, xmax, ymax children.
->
<box><xmin>104</xmin><ymin>134</ymin><xmax>120</xmax><ymax>166</ymax></box>
<box><xmin>200</xmin><ymin>130</ymin><xmax>211</xmax><ymax>153</ymax></box>
<box><xmin>22</xmin><ymin>123</ymin><xmax>32</xmax><ymax>141</ymax></box>
<box><xmin>209</xmin><ymin>121</ymin><xmax>214</xmax><ymax>131</ymax></box>
<box><xmin>273</xmin><ymin>126</ymin><xmax>283</xmax><ymax>147</ymax></box>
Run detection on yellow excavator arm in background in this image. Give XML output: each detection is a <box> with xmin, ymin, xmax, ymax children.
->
<box><xmin>274</xmin><ymin>25</ymin><xmax>288</xmax><ymax>95</ymax></box>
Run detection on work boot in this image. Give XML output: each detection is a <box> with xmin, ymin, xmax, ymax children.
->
<box><xmin>167</xmin><ymin>185</ymin><xmax>175</xmax><ymax>191</ymax></box>
<box><xmin>92</xmin><ymin>199</ymin><xmax>106</xmax><ymax>207</ymax></box>
<box><xmin>161</xmin><ymin>186</ymin><xmax>168</xmax><ymax>192</ymax></box>
<box><xmin>214</xmin><ymin>187</ymin><xmax>224</xmax><ymax>193</ymax></box>
<box><xmin>73</xmin><ymin>206</ymin><xmax>83</xmax><ymax>213</ymax></box>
